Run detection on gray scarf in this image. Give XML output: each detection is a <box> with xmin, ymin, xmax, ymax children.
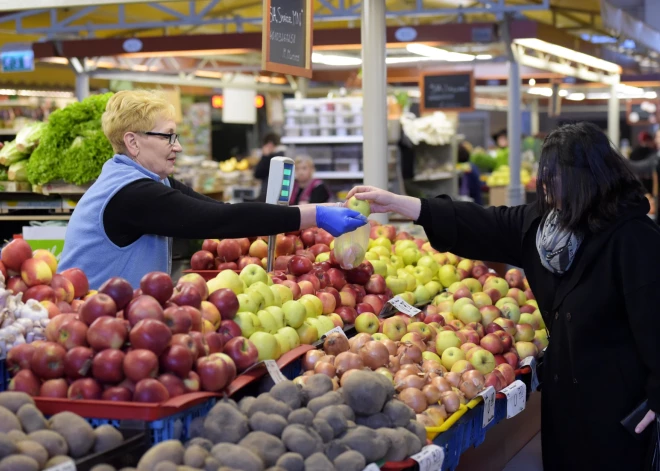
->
<box><xmin>536</xmin><ymin>210</ymin><xmax>583</xmax><ymax>275</ymax></box>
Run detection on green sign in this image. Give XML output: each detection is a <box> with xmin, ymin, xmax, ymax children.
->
<box><xmin>1</xmin><ymin>50</ymin><xmax>34</xmax><ymax>73</ymax></box>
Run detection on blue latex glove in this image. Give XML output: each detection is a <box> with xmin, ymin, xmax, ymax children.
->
<box><xmin>316</xmin><ymin>206</ymin><xmax>368</xmax><ymax>237</ymax></box>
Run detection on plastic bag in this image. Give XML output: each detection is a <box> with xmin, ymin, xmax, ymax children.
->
<box><xmin>333</xmin><ymin>224</ymin><xmax>370</xmax><ymax>269</ymax></box>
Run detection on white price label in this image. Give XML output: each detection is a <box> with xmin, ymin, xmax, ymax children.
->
<box><xmin>324</xmin><ymin>326</ymin><xmax>347</xmax><ymax>338</ymax></box>
<box><xmin>388</xmin><ymin>296</ymin><xmax>421</xmax><ymax>317</ymax></box>
<box><xmin>362</xmin><ymin>464</ymin><xmax>380</xmax><ymax>471</ymax></box>
<box><xmin>45</xmin><ymin>460</ymin><xmax>76</xmax><ymax>471</ymax></box>
<box><xmin>477</xmin><ymin>386</ymin><xmax>496</xmax><ymax>427</ymax></box>
<box><xmin>411</xmin><ymin>444</ymin><xmax>444</xmax><ymax>471</ymax></box>
<box><xmin>519</xmin><ymin>356</ymin><xmax>539</xmax><ymax>392</ymax></box>
<box><xmin>264</xmin><ymin>360</ymin><xmax>286</xmax><ymax>384</ymax></box>
<box><xmin>500</xmin><ymin>380</ymin><xmax>526</xmax><ymax>419</ymax></box>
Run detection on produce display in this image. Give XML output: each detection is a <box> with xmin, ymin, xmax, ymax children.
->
<box><xmin>400</xmin><ymin>112</ymin><xmax>455</xmax><ymax>146</ymax></box>
<box><xmin>0</xmin><ymin>391</ymin><xmax>126</xmax><ymax>470</ymax></box>
<box><xmin>486</xmin><ymin>165</ymin><xmax>532</xmax><ymax>188</ymax></box>
<box><xmin>0</xmin><ymin>121</ymin><xmax>47</xmax><ymax>183</ymax></box>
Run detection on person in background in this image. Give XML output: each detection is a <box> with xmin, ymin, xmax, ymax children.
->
<box><xmin>290</xmin><ymin>155</ymin><xmax>331</xmax><ymax>205</ymax></box>
<box><xmin>629</xmin><ymin>131</ymin><xmax>656</xmax><ymax>195</ymax></box>
<box><xmin>253</xmin><ymin>133</ymin><xmax>285</xmax><ymax>201</ymax></box>
<box><xmin>347</xmin><ymin>122</ymin><xmax>659</xmax><ymax>471</ymax></box>
<box><xmin>457</xmin><ymin>144</ymin><xmax>483</xmax><ymax>205</ymax></box>
<box><xmin>492</xmin><ymin>129</ymin><xmax>508</xmax><ymax>149</ymax></box>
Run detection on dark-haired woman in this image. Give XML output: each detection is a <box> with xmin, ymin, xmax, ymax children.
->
<box><xmin>347</xmin><ymin>122</ymin><xmax>659</xmax><ymax>470</ymax></box>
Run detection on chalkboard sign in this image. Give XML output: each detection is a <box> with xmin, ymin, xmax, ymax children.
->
<box><xmin>420</xmin><ymin>72</ymin><xmax>474</xmax><ymax>113</ymax></box>
<box><xmin>262</xmin><ymin>0</ymin><xmax>313</xmax><ymax>78</ymax></box>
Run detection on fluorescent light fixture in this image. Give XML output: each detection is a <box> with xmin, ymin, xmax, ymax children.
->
<box><xmin>476</xmin><ymin>54</ymin><xmax>492</xmax><ymax>60</ymax></box>
<box><xmin>645</xmin><ymin>91</ymin><xmax>658</xmax><ymax>99</ymax></box>
<box><xmin>616</xmin><ymin>84</ymin><xmax>644</xmax><ymax>95</ymax></box>
<box><xmin>566</xmin><ymin>93</ymin><xmax>585</xmax><ymax>101</ymax></box>
<box><xmin>528</xmin><ymin>87</ymin><xmax>553</xmax><ymax>97</ymax></box>
<box><xmin>311</xmin><ymin>53</ymin><xmax>361</xmax><ymax>66</ymax></box>
<box><xmin>586</xmin><ymin>92</ymin><xmax>611</xmax><ymax>100</ymax></box>
<box><xmin>385</xmin><ymin>56</ymin><xmax>431</xmax><ymax>64</ymax></box>
<box><xmin>195</xmin><ymin>70</ymin><xmax>223</xmax><ymax>78</ymax></box>
<box><xmin>0</xmin><ymin>89</ymin><xmax>74</xmax><ymax>98</ymax></box>
<box><xmin>406</xmin><ymin>44</ymin><xmax>475</xmax><ymax>62</ymax></box>
<box><xmin>558</xmin><ymin>89</ymin><xmax>568</xmax><ymax>97</ymax></box>
<box><xmin>528</xmin><ymin>78</ymin><xmax>536</xmax><ymax>86</ymax></box>
<box><xmin>514</xmin><ymin>38</ymin><xmax>621</xmax><ymax>74</ymax></box>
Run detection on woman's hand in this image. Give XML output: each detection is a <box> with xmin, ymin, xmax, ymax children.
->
<box><xmin>635</xmin><ymin>409</ymin><xmax>656</xmax><ymax>434</ymax></box>
<box><xmin>346</xmin><ymin>186</ymin><xmax>422</xmax><ymax>220</ymax></box>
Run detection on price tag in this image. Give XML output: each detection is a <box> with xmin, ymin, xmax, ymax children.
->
<box><xmin>323</xmin><ymin>326</ymin><xmax>347</xmax><ymax>338</ymax></box>
<box><xmin>411</xmin><ymin>444</ymin><xmax>444</xmax><ymax>471</ymax></box>
<box><xmin>500</xmin><ymin>380</ymin><xmax>526</xmax><ymax>419</ymax></box>
<box><xmin>264</xmin><ymin>360</ymin><xmax>286</xmax><ymax>384</ymax></box>
<box><xmin>519</xmin><ymin>356</ymin><xmax>539</xmax><ymax>392</ymax></box>
<box><xmin>45</xmin><ymin>460</ymin><xmax>76</xmax><ymax>471</ymax></box>
<box><xmin>362</xmin><ymin>464</ymin><xmax>380</xmax><ymax>471</ymax></box>
<box><xmin>477</xmin><ymin>386</ymin><xmax>496</xmax><ymax>427</ymax></box>
<box><xmin>388</xmin><ymin>296</ymin><xmax>421</xmax><ymax>317</ymax></box>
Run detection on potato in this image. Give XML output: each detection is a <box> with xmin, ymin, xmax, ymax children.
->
<box><xmin>16</xmin><ymin>440</ymin><xmax>48</xmax><ymax>469</ymax></box>
<box><xmin>0</xmin><ymin>392</ymin><xmax>35</xmax><ymax>414</ymax></box>
<box><xmin>93</xmin><ymin>425</ymin><xmax>124</xmax><ymax>453</ymax></box>
<box><xmin>153</xmin><ymin>463</ymin><xmax>177</xmax><ymax>471</ymax></box>
<box><xmin>0</xmin><ymin>455</ymin><xmax>39</xmax><ymax>471</ymax></box>
<box><xmin>16</xmin><ymin>405</ymin><xmax>48</xmax><ymax>434</ymax></box>
<box><xmin>6</xmin><ymin>431</ymin><xmax>26</xmax><ymax>444</ymax></box>
<box><xmin>0</xmin><ymin>435</ymin><xmax>15</xmax><ymax>461</ymax></box>
<box><xmin>27</xmin><ymin>430</ymin><xmax>68</xmax><ymax>458</ymax></box>
<box><xmin>49</xmin><ymin>412</ymin><xmax>95</xmax><ymax>458</ymax></box>
<box><xmin>45</xmin><ymin>456</ymin><xmax>75</xmax><ymax>469</ymax></box>
<box><xmin>183</xmin><ymin>445</ymin><xmax>208</xmax><ymax>469</ymax></box>
<box><xmin>0</xmin><ymin>407</ymin><xmax>21</xmax><ymax>434</ymax></box>
<box><xmin>137</xmin><ymin>440</ymin><xmax>184</xmax><ymax>471</ymax></box>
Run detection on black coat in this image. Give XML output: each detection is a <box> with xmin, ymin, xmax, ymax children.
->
<box><xmin>417</xmin><ymin>195</ymin><xmax>660</xmax><ymax>471</ymax></box>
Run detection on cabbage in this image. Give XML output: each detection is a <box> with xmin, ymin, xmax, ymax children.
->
<box><xmin>0</xmin><ymin>141</ymin><xmax>28</xmax><ymax>166</ymax></box>
<box><xmin>8</xmin><ymin>160</ymin><xmax>28</xmax><ymax>182</ymax></box>
<box><xmin>15</xmin><ymin>122</ymin><xmax>46</xmax><ymax>153</ymax></box>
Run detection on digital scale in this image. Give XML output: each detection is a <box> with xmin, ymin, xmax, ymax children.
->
<box><xmin>265</xmin><ymin>157</ymin><xmax>295</xmax><ymax>272</ymax></box>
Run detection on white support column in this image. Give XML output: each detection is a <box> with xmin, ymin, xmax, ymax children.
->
<box><xmin>295</xmin><ymin>77</ymin><xmax>308</xmax><ymax>99</ymax></box>
<box><xmin>530</xmin><ymin>98</ymin><xmax>539</xmax><ymax>136</ymax></box>
<box><xmin>507</xmin><ymin>57</ymin><xmax>524</xmax><ymax>206</ymax></box>
<box><xmin>361</xmin><ymin>0</ymin><xmax>388</xmax><ymax>223</ymax></box>
<box><xmin>608</xmin><ymin>74</ymin><xmax>620</xmax><ymax>147</ymax></box>
<box><xmin>75</xmin><ymin>72</ymin><xmax>90</xmax><ymax>102</ymax></box>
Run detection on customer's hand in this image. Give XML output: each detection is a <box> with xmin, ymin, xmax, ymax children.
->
<box><xmin>346</xmin><ymin>186</ymin><xmax>422</xmax><ymax>220</ymax></box>
<box><xmin>636</xmin><ymin>409</ymin><xmax>656</xmax><ymax>433</ymax></box>
<box><xmin>316</xmin><ymin>205</ymin><xmax>368</xmax><ymax>237</ymax></box>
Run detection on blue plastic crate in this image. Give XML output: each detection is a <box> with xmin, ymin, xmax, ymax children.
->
<box><xmin>433</xmin><ymin>415</ymin><xmax>467</xmax><ymax>471</ymax></box>
<box><xmin>86</xmin><ymin>398</ymin><xmax>216</xmax><ymax>445</ymax></box>
<box><xmin>279</xmin><ymin>356</ymin><xmax>304</xmax><ymax>381</ymax></box>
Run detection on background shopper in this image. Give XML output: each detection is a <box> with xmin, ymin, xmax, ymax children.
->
<box><xmin>58</xmin><ymin>90</ymin><xmax>366</xmax><ymax>289</ymax></box>
<box><xmin>290</xmin><ymin>155</ymin><xmax>331</xmax><ymax>205</ymax></box>
<box><xmin>347</xmin><ymin>122</ymin><xmax>659</xmax><ymax>471</ymax></box>
<box><xmin>457</xmin><ymin>144</ymin><xmax>483</xmax><ymax>205</ymax></box>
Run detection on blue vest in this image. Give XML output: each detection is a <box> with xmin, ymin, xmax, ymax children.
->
<box><xmin>58</xmin><ymin>154</ymin><xmax>172</xmax><ymax>290</ymax></box>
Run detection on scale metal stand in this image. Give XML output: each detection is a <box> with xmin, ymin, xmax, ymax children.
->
<box><xmin>265</xmin><ymin>157</ymin><xmax>295</xmax><ymax>272</ymax></box>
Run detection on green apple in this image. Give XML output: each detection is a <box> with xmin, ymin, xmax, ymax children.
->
<box><xmin>237</xmin><ymin>293</ymin><xmax>259</xmax><ymax>313</ymax></box>
<box><xmin>402</xmin><ymin>248</ymin><xmax>421</xmax><ymax>266</ymax></box>
<box><xmin>413</xmin><ymin>266</ymin><xmax>433</xmax><ymax>285</ymax></box>
<box><xmin>296</xmin><ymin>322</ymin><xmax>318</xmax><ymax>344</ymax></box>
<box><xmin>495</xmin><ymin>297</ymin><xmax>518</xmax><ymax>309</ymax></box>
<box><xmin>371</xmin><ymin>259</ymin><xmax>388</xmax><ymax>277</ymax></box>
<box><xmin>305</xmin><ymin>318</ymin><xmax>324</xmax><ymax>339</ymax></box>
<box><xmin>389</xmin><ymin>255</ymin><xmax>404</xmax><ymax>270</ymax></box>
<box><xmin>457</xmin><ymin>303</ymin><xmax>482</xmax><ymax>324</ymax></box>
<box><xmin>266</xmin><ymin>276</ymin><xmax>273</xmax><ymax>286</ymax></box>
<box><xmin>472</xmin><ymin>292</ymin><xmax>493</xmax><ymax>308</ymax></box>
<box><xmin>483</xmin><ymin>277</ymin><xmax>509</xmax><ymax>298</ymax></box>
<box><xmin>425</xmin><ymin>281</ymin><xmax>442</xmax><ymax>298</ymax></box>
<box><xmin>365</xmin><ymin>251</ymin><xmax>380</xmax><ymax>261</ymax></box>
<box><xmin>265</xmin><ymin>306</ymin><xmax>285</xmax><ymax>330</ymax></box>
<box><xmin>463</xmin><ymin>278</ymin><xmax>483</xmax><ymax>294</ymax></box>
<box><xmin>372</xmin><ymin>333</ymin><xmax>389</xmax><ymax>341</ymax></box>
<box><xmin>268</xmin><ymin>285</ymin><xmax>282</xmax><ymax>307</ymax></box>
<box><xmin>282</xmin><ymin>300</ymin><xmax>307</xmax><ymax>328</ymax></box>
<box><xmin>386</xmin><ymin>276</ymin><xmax>407</xmax><ymax>295</ymax></box>
<box><xmin>438</xmin><ymin>265</ymin><xmax>460</xmax><ymax>288</ymax></box>
<box><xmin>369</xmin><ymin>245</ymin><xmax>391</xmax><ymax>258</ymax></box>
<box><xmin>239</xmin><ymin>264</ymin><xmax>269</xmax><ymax>287</ymax></box>
<box><xmin>248</xmin><ymin>282</ymin><xmax>275</xmax><ymax>308</ymax></box>
<box><xmin>500</xmin><ymin>303</ymin><xmax>521</xmax><ymax>323</ymax></box>
<box><xmin>299</xmin><ymin>294</ymin><xmax>323</xmax><ymax>317</ymax></box>
<box><xmin>533</xmin><ymin>329</ymin><xmax>549</xmax><ymax>351</ymax></box>
<box><xmin>386</xmin><ymin>263</ymin><xmax>398</xmax><ymax>277</ymax></box>
<box><xmin>436</xmin><ymin>330</ymin><xmax>462</xmax><ymax>355</ymax></box>
<box><xmin>235</xmin><ymin>311</ymin><xmax>261</xmax><ymax>337</ymax></box>
<box><xmin>532</xmin><ymin>310</ymin><xmax>545</xmax><ymax>329</ymax></box>
<box><xmin>355</xmin><ymin>312</ymin><xmax>379</xmax><ymax>334</ymax></box>
<box><xmin>399</xmin><ymin>291</ymin><xmax>416</xmax><ymax>305</ymax></box>
<box><xmin>209</xmin><ymin>269</ymin><xmax>245</xmax><ymax>295</ymax></box>
<box><xmin>347</xmin><ymin>196</ymin><xmax>371</xmax><ymax>217</ymax></box>
<box><xmin>526</xmin><ymin>299</ymin><xmax>539</xmax><ymax>309</ymax></box>
<box><xmin>402</xmin><ymin>266</ymin><xmax>415</xmax><ymax>275</ymax></box>
<box><xmin>401</xmin><ymin>272</ymin><xmax>416</xmax><ymax>291</ymax></box>
<box><xmin>452</xmin><ymin>297</ymin><xmax>475</xmax><ymax>316</ymax></box>
<box><xmin>441</xmin><ymin>347</ymin><xmax>466</xmax><ymax>371</ymax></box>
<box><xmin>416</xmin><ymin>255</ymin><xmax>439</xmax><ymax>276</ymax></box>
<box><xmin>256</xmin><ymin>310</ymin><xmax>278</xmax><ymax>334</ymax></box>
<box><xmin>372</xmin><ymin>236</ymin><xmax>392</xmax><ymax>250</ymax></box>
<box><xmin>469</xmin><ymin>349</ymin><xmax>496</xmax><ymax>375</ymax></box>
<box><xmin>274</xmin><ymin>332</ymin><xmax>292</xmax><ymax>356</ymax></box>
<box><xmin>277</xmin><ymin>326</ymin><xmax>301</xmax><ymax>350</ymax></box>
<box><xmin>422</xmin><ymin>351</ymin><xmax>442</xmax><ymax>363</ymax></box>
<box><xmin>447</xmin><ymin>282</ymin><xmax>466</xmax><ymax>294</ymax></box>
<box><xmin>414</xmin><ymin>285</ymin><xmax>432</xmax><ymax>305</ymax></box>
<box><xmin>394</xmin><ymin>240</ymin><xmax>417</xmax><ymax>257</ymax></box>
<box><xmin>315</xmin><ymin>315</ymin><xmax>335</xmax><ymax>335</ymax></box>
<box><xmin>271</xmin><ymin>284</ymin><xmax>293</xmax><ymax>304</ymax></box>
<box><xmin>433</xmin><ymin>291</ymin><xmax>454</xmax><ymax>304</ymax></box>
<box><xmin>249</xmin><ymin>331</ymin><xmax>280</xmax><ymax>361</ymax></box>
<box><xmin>316</xmin><ymin>252</ymin><xmax>330</xmax><ymax>263</ymax></box>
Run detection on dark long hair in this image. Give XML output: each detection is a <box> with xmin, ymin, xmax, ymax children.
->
<box><xmin>536</xmin><ymin>122</ymin><xmax>645</xmax><ymax>234</ymax></box>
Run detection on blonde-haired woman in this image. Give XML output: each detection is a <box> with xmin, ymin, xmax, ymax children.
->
<box><xmin>58</xmin><ymin>90</ymin><xmax>366</xmax><ymax>289</ymax></box>
<box><xmin>291</xmin><ymin>155</ymin><xmax>330</xmax><ymax>205</ymax></box>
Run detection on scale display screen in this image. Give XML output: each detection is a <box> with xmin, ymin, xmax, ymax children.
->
<box><xmin>279</xmin><ymin>163</ymin><xmax>294</xmax><ymax>203</ymax></box>
<box><xmin>1</xmin><ymin>50</ymin><xmax>34</xmax><ymax>73</ymax></box>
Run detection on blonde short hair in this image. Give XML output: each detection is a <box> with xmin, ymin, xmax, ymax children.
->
<box><xmin>295</xmin><ymin>155</ymin><xmax>315</xmax><ymax>168</ymax></box>
<box><xmin>102</xmin><ymin>90</ymin><xmax>176</xmax><ymax>153</ymax></box>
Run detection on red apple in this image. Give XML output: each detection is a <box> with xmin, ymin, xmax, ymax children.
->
<box><xmin>177</xmin><ymin>273</ymin><xmax>209</xmax><ymax>301</ymax></box>
<box><xmin>8</xmin><ymin>370</ymin><xmax>40</xmax><ymax>396</ymax></box>
<box><xmin>159</xmin><ymin>344</ymin><xmax>194</xmax><ymax>378</ymax></box>
<box><xmin>60</xmin><ymin>268</ymin><xmax>89</xmax><ymax>299</ymax></box>
<box><xmin>58</xmin><ymin>319</ymin><xmax>89</xmax><ymax>350</ymax></box>
<box><xmin>235</xmin><ymin>238</ymin><xmax>251</xmax><ymax>256</ymax></box>
<box><xmin>170</xmin><ymin>333</ymin><xmax>200</xmax><ymax>361</ymax></box>
<box><xmin>205</xmin><ymin>332</ymin><xmax>226</xmax><ymax>354</ymax></box>
<box><xmin>79</xmin><ymin>293</ymin><xmax>117</xmax><ymax>326</ymax></box>
<box><xmin>314</xmin><ymin>229</ymin><xmax>334</xmax><ymax>246</ymax></box>
<box><xmin>30</xmin><ymin>342</ymin><xmax>66</xmax><ymax>380</ymax></box>
<box><xmin>196</xmin><ymin>353</ymin><xmax>237</xmax><ymax>392</ymax></box>
<box><xmin>68</xmin><ymin>378</ymin><xmax>102</xmax><ymax>400</ymax></box>
<box><xmin>102</xmin><ymin>387</ymin><xmax>133</xmax><ymax>402</ymax></box>
<box><xmin>39</xmin><ymin>379</ymin><xmax>68</xmax><ymax>398</ymax></box>
<box><xmin>223</xmin><ymin>336</ymin><xmax>259</xmax><ymax>372</ymax></box>
<box><xmin>191</xmin><ymin>250</ymin><xmax>215</xmax><ymax>270</ymax></box>
<box><xmin>1</xmin><ymin>238</ymin><xmax>32</xmax><ymax>272</ymax></box>
<box><xmin>202</xmin><ymin>239</ymin><xmax>219</xmax><ymax>254</ymax></box>
<box><xmin>274</xmin><ymin>255</ymin><xmax>293</xmax><ymax>271</ymax></box>
<box><xmin>362</xmin><ymin>294</ymin><xmax>384</xmax><ymax>315</ymax></box>
<box><xmin>23</xmin><ymin>285</ymin><xmax>57</xmax><ymax>303</ymax></box>
<box><xmin>294</xmin><ymin>250</ymin><xmax>315</xmax><ymax>264</ymax></box>
<box><xmin>365</xmin><ymin>274</ymin><xmax>386</xmax><ymax>295</ymax></box>
<box><xmin>218</xmin><ymin>319</ymin><xmax>242</xmax><ymax>345</ymax></box>
<box><xmin>326</xmin><ymin>268</ymin><xmax>347</xmax><ymax>290</ymax></box>
<box><xmin>129</xmin><ymin>319</ymin><xmax>172</xmax><ymax>356</ymax></box>
<box><xmin>50</xmin><ymin>274</ymin><xmax>75</xmax><ymax>304</ymax></box>
<box><xmin>87</xmin><ymin>316</ymin><xmax>128</xmax><ymax>351</ymax></box>
<box><xmin>6</xmin><ymin>343</ymin><xmax>36</xmax><ymax>375</ymax></box>
<box><xmin>133</xmin><ymin>378</ymin><xmax>170</xmax><ymax>403</ymax></box>
<box><xmin>216</xmin><ymin>261</ymin><xmax>238</xmax><ymax>270</ymax></box>
<box><xmin>64</xmin><ymin>346</ymin><xmax>94</xmax><ymax>379</ymax></box>
<box><xmin>297</xmin><ymin>273</ymin><xmax>320</xmax><ymax>291</ymax></box>
<box><xmin>0</xmin><ymin>260</ymin><xmax>5</xmax><ymax>280</ymax></box>
<box><xmin>237</xmin><ymin>256</ymin><xmax>262</xmax><ymax>270</ymax></box>
<box><xmin>182</xmin><ymin>306</ymin><xmax>203</xmax><ymax>332</ymax></box>
<box><xmin>301</xmin><ymin>228</ymin><xmax>317</xmax><ymax>247</ymax></box>
<box><xmin>493</xmin><ymin>330</ymin><xmax>514</xmax><ymax>351</ymax></box>
<box><xmin>345</xmin><ymin>265</ymin><xmax>372</xmax><ymax>285</ymax></box>
<box><xmin>485</xmin><ymin>322</ymin><xmax>505</xmax><ymax>334</ymax></box>
<box><xmin>503</xmin><ymin>351</ymin><xmax>519</xmax><ymax>369</ymax></box>
<box><xmin>335</xmin><ymin>306</ymin><xmax>357</xmax><ymax>324</ymax></box>
<box><xmin>208</xmin><ymin>288</ymin><xmax>239</xmax><ymax>320</ymax></box>
<box><xmin>140</xmin><ymin>272</ymin><xmax>174</xmax><ymax>305</ymax></box>
<box><xmin>189</xmin><ymin>331</ymin><xmax>209</xmax><ymax>358</ymax></box>
<box><xmin>92</xmin><ymin>349</ymin><xmax>126</xmax><ymax>383</ymax></box>
<box><xmin>184</xmin><ymin>371</ymin><xmax>201</xmax><ymax>393</ymax></box>
<box><xmin>298</xmin><ymin>280</ymin><xmax>315</xmax><ymax>296</ymax></box>
<box><xmin>281</xmin><ymin>280</ymin><xmax>301</xmax><ymax>299</ymax></box>
<box><xmin>99</xmin><ymin>277</ymin><xmax>134</xmax><ymax>310</ymax></box>
<box><xmin>169</xmin><ymin>283</ymin><xmax>202</xmax><ymax>309</ymax></box>
<box><xmin>309</xmin><ymin>244</ymin><xmax>331</xmax><ymax>258</ymax></box>
<box><xmin>480</xmin><ymin>333</ymin><xmax>504</xmax><ymax>355</ymax></box>
<box><xmin>123</xmin><ymin>349</ymin><xmax>159</xmax><ymax>382</ymax></box>
<box><xmin>316</xmin><ymin>291</ymin><xmax>337</xmax><ymax>315</ymax></box>
<box><xmin>216</xmin><ymin>239</ymin><xmax>242</xmax><ymax>262</ymax></box>
<box><xmin>158</xmin><ymin>373</ymin><xmax>186</xmax><ymax>398</ymax></box>
<box><xmin>163</xmin><ymin>306</ymin><xmax>193</xmax><ymax>334</ymax></box>
<box><xmin>6</xmin><ymin>276</ymin><xmax>28</xmax><ymax>295</ymax></box>
<box><xmin>125</xmin><ymin>295</ymin><xmax>165</xmax><ymax>327</ymax></box>
<box><xmin>349</xmin><ymin>284</ymin><xmax>367</xmax><ymax>303</ymax></box>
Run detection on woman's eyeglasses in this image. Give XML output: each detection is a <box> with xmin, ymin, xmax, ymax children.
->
<box><xmin>140</xmin><ymin>131</ymin><xmax>179</xmax><ymax>145</ymax></box>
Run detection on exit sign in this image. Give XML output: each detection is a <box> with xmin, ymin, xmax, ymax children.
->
<box><xmin>1</xmin><ymin>50</ymin><xmax>34</xmax><ymax>73</ymax></box>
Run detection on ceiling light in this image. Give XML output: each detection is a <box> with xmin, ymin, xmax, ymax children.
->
<box><xmin>528</xmin><ymin>87</ymin><xmax>553</xmax><ymax>97</ymax></box>
<box><xmin>406</xmin><ymin>44</ymin><xmax>475</xmax><ymax>61</ymax></box>
<box><xmin>514</xmin><ymin>38</ymin><xmax>621</xmax><ymax>74</ymax></box>
<box><xmin>528</xmin><ymin>78</ymin><xmax>536</xmax><ymax>86</ymax></box>
<box><xmin>476</xmin><ymin>54</ymin><xmax>492</xmax><ymax>60</ymax></box>
<box><xmin>311</xmin><ymin>53</ymin><xmax>361</xmax><ymax>66</ymax></box>
<box><xmin>385</xmin><ymin>56</ymin><xmax>431</xmax><ymax>64</ymax></box>
<box><xmin>195</xmin><ymin>70</ymin><xmax>223</xmax><ymax>78</ymax></box>
<box><xmin>558</xmin><ymin>89</ymin><xmax>568</xmax><ymax>97</ymax></box>
<box><xmin>566</xmin><ymin>93</ymin><xmax>585</xmax><ymax>101</ymax></box>
<box><xmin>586</xmin><ymin>92</ymin><xmax>611</xmax><ymax>100</ymax></box>
<box><xmin>616</xmin><ymin>83</ymin><xmax>644</xmax><ymax>95</ymax></box>
<box><xmin>645</xmin><ymin>91</ymin><xmax>658</xmax><ymax>99</ymax></box>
